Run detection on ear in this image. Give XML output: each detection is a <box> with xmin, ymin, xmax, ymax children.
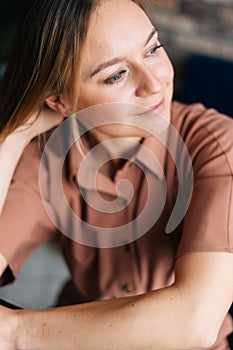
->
<box><xmin>45</xmin><ymin>94</ymin><xmax>69</xmax><ymax>116</ymax></box>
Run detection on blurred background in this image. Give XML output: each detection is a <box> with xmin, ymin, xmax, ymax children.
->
<box><xmin>1</xmin><ymin>0</ymin><xmax>233</xmax><ymax>116</ymax></box>
<box><xmin>0</xmin><ymin>0</ymin><xmax>232</xmax><ymax>315</ymax></box>
<box><xmin>150</xmin><ymin>0</ymin><xmax>233</xmax><ymax>117</ymax></box>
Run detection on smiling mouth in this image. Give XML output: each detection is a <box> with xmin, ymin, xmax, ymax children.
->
<box><xmin>136</xmin><ymin>98</ymin><xmax>165</xmax><ymax>116</ymax></box>
<box><xmin>149</xmin><ymin>98</ymin><xmax>165</xmax><ymax>113</ymax></box>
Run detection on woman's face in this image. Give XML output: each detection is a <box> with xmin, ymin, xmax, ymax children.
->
<box><xmin>77</xmin><ymin>0</ymin><xmax>174</xmax><ymax>140</ymax></box>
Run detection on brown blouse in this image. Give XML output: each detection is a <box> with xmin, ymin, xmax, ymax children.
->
<box><xmin>0</xmin><ymin>102</ymin><xmax>232</xmax><ymax>349</ymax></box>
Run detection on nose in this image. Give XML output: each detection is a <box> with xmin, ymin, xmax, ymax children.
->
<box><xmin>135</xmin><ymin>64</ymin><xmax>162</xmax><ymax>98</ymax></box>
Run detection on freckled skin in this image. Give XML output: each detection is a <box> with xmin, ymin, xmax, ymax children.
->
<box><xmin>77</xmin><ymin>0</ymin><xmax>174</xmax><ymax>143</ymax></box>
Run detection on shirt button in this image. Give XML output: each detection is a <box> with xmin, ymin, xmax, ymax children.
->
<box><xmin>121</xmin><ymin>244</ymin><xmax>130</xmax><ymax>252</ymax></box>
<box><xmin>118</xmin><ymin>198</ymin><xmax>127</xmax><ymax>208</ymax></box>
<box><xmin>121</xmin><ymin>283</ymin><xmax>136</xmax><ymax>293</ymax></box>
<box><xmin>118</xmin><ymin>198</ymin><xmax>125</xmax><ymax>204</ymax></box>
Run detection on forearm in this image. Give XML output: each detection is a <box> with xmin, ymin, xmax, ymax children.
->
<box><xmin>14</xmin><ymin>285</ymin><xmax>211</xmax><ymax>350</ymax></box>
<box><xmin>0</xmin><ymin>132</ymin><xmax>29</xmax><ymax>215</ymax></box>
<box><xmin>0</xmin><ymin>107</ymin><xmax>63</xmax><ymax>216</ymax></box>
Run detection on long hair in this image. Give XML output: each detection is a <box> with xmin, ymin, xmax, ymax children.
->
<box><xmin>0</xmin><ymin>0</ymin><xmax>150</xmax><ymax>143</ymax></box>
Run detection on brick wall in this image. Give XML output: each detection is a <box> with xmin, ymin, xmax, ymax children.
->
<box><xmin>151</xmin><ymin>0</ymin><xmax>233</xmax><ymax>61</ymax></box>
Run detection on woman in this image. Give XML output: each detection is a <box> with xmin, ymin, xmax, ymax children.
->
<box><xmin>0</xmin><ymin>0</ymin><xmax>232</xmax><ymax>349</ymax></box>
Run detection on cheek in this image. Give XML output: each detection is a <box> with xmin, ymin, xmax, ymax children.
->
<box><xmin>160</xmin><ymin>57</ymin><xmax>174</xmax><ymax>105</ymax></box>
<box><xmin>78</xmin><ymin>86</ymin><xmax>121</xmax><ymax>111</ymax></box>
<box><xmin>157</xmin><ymin>51</ymin><xmax>174</xmax><ymax>87</ymax></box>
<box><xmin>164</xmin><ymin>55</ymin><xmax>174</xmax><ymax>86</ymax></box>
<box><xmin>78</xmin><ymin>89</ymin><xmax>102</xmax><ymax>110</ymax></box>
<box><xmin>168</xmin><ymin>62</ymin><xmax>174</xmax><ymax>86</ymax></box>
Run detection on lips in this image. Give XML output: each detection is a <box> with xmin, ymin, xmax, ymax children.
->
<box><xmin>149</xmin><ymin>98</ymin><xmax>165</xmax><ymax>114</ymax></box>
<box><xmin>136</xmin><ymin>98</ymin><xmax>165</xmax><ymax>116</ymax></box>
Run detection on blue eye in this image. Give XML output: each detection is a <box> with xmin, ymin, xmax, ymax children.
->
<box><xmin>146</xmin><ymin>43</ymin><xmax>163</xmax><ymax>56</ymax></box>
<box><xmin>105</xmin><ymin>70</ymin><xmax>127</xmax><ymax>85</ymax></box>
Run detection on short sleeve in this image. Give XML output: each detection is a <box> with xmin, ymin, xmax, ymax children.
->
<box><xmin>0</xmin><ymin>140</ymin><xmax>57</xmax><ymax>284</ymax></box>
<box><xmin>174</xmin><ymin>103</ymin><xmax>233</xmax><ymax>256</ymax></box>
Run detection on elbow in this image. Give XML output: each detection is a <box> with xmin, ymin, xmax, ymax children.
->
<box><xmin>187</xmin><ymin>314</ymin><xmax>218</xmax><ymax>349</ymax></box>
<box><xmin>193</xmin><ymin>330</ymin><xmax>217</xmax><ymax>349</ymax></box>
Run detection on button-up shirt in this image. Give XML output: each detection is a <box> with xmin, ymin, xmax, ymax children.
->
<box><xmin>0</xmin><ymin>102</ymin><xmax>232</xmax><ymax>349</ymax></box>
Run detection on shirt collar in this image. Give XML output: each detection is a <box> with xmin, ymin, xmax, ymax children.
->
<box><xmin>69</xmin><ymin>130</ymin><xmax>168</xmax><ymax>195</ymax></box>
<box><xmin>132</xmin><ymin>134</ymin><xmax>168</xmax><ymax>180</ymax></box>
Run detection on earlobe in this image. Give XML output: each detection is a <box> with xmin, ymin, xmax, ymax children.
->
<box><xmin>45</xmin><ymin>94</ymin><xmax>68</xmax><ymax>116</ymax></box>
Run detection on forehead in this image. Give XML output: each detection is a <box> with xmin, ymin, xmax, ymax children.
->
<box><xmin>85</xmin><ymin>0</ymin><xmax>153</xmax><ymax>56</ymax></box>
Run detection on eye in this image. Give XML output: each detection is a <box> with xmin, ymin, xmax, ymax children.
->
<box><xmin>105</xmin><ymin>70</ymin><xmax>127</xmax><ymax>85</ymax></box>
<box><xmin>146</xmin><ymin>43</ymin><xmax>163</xmax><ymax>57</ymax></box>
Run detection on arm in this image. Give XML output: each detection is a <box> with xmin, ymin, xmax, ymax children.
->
<box><xmin>0</xmin><ymin>132</ymin><xmax>29</xmax><ymax>216</ymax></box>
<box><xmin>0</xmin><ymin>109</ymin><xmax>63</xmax><ymax>284</ymax></box>
<box><xmin>0</xmin><ymin>108</ymin><xmax>64</xmax><ymax>216</ymax></box>
<box><xmin>0</xmin><ymin>254</ymin><xmax>7</xmax><ymax>281</ymax></box>
<box><xmin>4</xmin><ymin>252</ymin><xmax>232</xmax><ymax>350</ymax></box>
<box><xmin>0</xmin><ymin>136</ymin><xmax>17</xmax><ymax>276</ymax></box>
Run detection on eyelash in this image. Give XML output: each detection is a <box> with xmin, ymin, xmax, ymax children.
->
<box><xmin>146</xmin><ymin>43</ymin><xmax>163</xmax><ymax>56</ymax></box>
<box><xmin>105</xmin><ymin>70</ymin><xmax>128</xmax><ymax>85</ymax></box>
<box><xmin>104</xmin><ymin>43</ymin><xmax>163</xmax><ymax>85</ymax></box>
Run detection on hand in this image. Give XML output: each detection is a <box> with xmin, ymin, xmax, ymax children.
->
<box><xmin>0</xmin><ymin>306</ymin><xmax>17</xmax><ymax>349</ymax></box>
<box><xmin>15</xmin><ymin>106</ymin><xmax>65</xmax><ymax>144</ymax></box>
<box><xmin>0</xmin><ymin>106</ymin><xmax>65</xmax><ymax>216</ymax></box>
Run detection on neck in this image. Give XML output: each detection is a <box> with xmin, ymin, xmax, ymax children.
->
<box><xmin>86</xmin><ymin>133</ymin><xmax>142</xmax><ymax>179</ymax></box>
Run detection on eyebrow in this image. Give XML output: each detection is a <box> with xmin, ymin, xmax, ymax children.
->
<box><xmin>145</xmin><ymin>27</ymin><xmax>157</xmax><ymax>46</ymax></box>
<box><xmin>90</xmin><ymin>57</ymin><xmax>123</xmax><ymax>78</ymax></box>
<box><xmin>90</xmin><ymin>27</ymin><xmax>157</xmax><ymax>78</ymax></box>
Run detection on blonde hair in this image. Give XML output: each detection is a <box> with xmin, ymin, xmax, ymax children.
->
<box><xmin>0</xmin><ymin>0</ymin><xmax>152</xmax><ymax>143</ymax></box>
